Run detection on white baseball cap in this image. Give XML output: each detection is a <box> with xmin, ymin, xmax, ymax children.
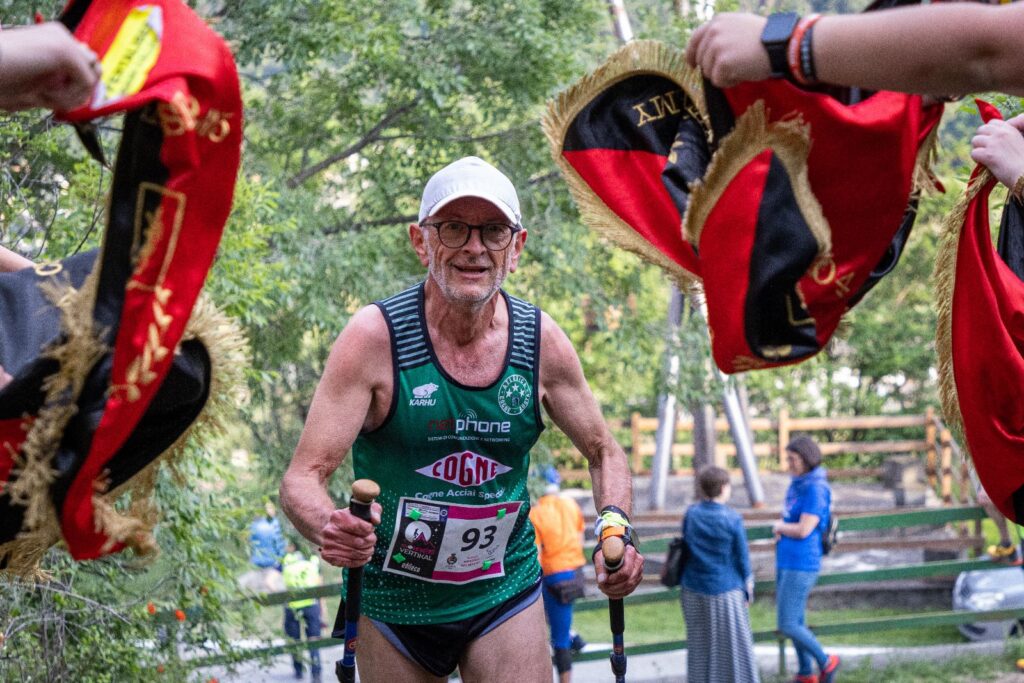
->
<box><xmin>418</xmin><ymin>156</ymin><xmax>522</xmax><ymax>226</ymax></box>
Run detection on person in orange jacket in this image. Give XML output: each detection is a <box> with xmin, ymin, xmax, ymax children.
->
<box><xmin>530</xmin><ymin>466</ymin><xmax>587</xmax><ymax>682</ymax></box>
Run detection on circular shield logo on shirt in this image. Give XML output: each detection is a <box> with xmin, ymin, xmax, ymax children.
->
<box><xmin>498</xmin><ymin>375</ymin><xmax>531</xmax><ymax>416</ymax></box>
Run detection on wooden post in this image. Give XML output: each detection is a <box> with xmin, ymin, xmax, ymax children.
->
<box><xmin>924</xmin><ymin>406</ymin><xmax>937</xmax><ymax>491</ymax></box>
<box><xmin>925</xmin><ymin>422</ymin><xmax>938</xmax><ymax>493</ymax></box>
<box><xmin>631</xmin><ymin>411</ymin><xmax>642</xmax><ymax>474</ymax></box>
<box><xmin>940</xmin><ymin>428</ymin><xmax>953</xmax><ymax>505</ymax></box>
<box><xmin>777</xmin><ymin>408</ymin><xmax>790</xmax><ymax>471</ymax></box>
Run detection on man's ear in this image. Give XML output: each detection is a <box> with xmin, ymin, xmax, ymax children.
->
<box><xmin>508</xmin><ymin>228</ymin><xmax>527</xmax><ymax>272</ymax></box>
<box><xmin>410</xmin><ymin>223</ymin><xmax>430</xmax><ymax>267</ymax></box>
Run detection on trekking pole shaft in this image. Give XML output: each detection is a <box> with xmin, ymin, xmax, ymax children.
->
<box><xmin>337</xmin><ymin>479</ymin><xmax>380</xmax><ymax>683</ymax></box>
<box><xmin>603</xmin><ymin>536</ymin><xmax>627</xmax><ymax>683</ymax></box>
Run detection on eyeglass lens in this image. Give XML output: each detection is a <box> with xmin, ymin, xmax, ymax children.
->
<box><xmin>435</xmin><ymin>221</ymin><xmax>515</xmax><ymax>250</ymax></box>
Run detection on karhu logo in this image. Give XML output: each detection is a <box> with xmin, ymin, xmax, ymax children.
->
<box><xmin>410</xmin><ymin>382</ymin><xmax>440</xmax><ymax>407</ymax></box>
<box><xmin>416</xmin><ymin>451</ymin><xmax>512</xmax><ymax>487</ymax></box>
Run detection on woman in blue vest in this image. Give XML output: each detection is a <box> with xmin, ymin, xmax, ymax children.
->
<box><xmin>772</xmin><ymin>436</ymin><xmax>838</xmax><ymax>683</ymax></box>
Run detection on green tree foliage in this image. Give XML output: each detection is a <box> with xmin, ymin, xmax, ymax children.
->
<box><xmin>3</xmin><ymin>0</ymin><xmax>1023</xmax><ymax>675</ymax></box>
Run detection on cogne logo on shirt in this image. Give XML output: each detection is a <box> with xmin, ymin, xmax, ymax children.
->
<box><xmin>416</xmin><ymin>451</ymin><xmax>512</xmax><ymax>487</ymax></box>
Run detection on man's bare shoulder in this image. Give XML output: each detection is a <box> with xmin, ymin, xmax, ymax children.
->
<box><xmin>538</xmin><ymin>311</ymin><xmax>576</xmax><ymax>361</ymax></box>
<box><xmin>327</xmin><ymin>304</ymin><xmax>390</xmax><ymax>377</ymax></box>
<box><xmin>342</xmin><ymin>304</ymin><xmax>389</xmax><ymax>343</ymax></box>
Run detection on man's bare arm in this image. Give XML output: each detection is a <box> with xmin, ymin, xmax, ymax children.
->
<box><xmin>280</xmin><ymin>305</ymin><xmax>388</xmax><ymax>565</ymax></box>
<box><xmin>687</xmin><ymin>4</ymin><xmax>1024</xmax><ymax>95</ymax></box>
<box><xmin>538</xmin><ymin>312</ymin><xmax>643</xmax><ymax>597</ymax></box>
<box><xmin>538</xmin><ymin>313</ymin><xmax>631</xmax><ymax>516</ymax></box>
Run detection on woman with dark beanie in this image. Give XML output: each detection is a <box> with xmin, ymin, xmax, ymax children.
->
<box><xmin>772</xmin><ymin>436</ymin><xmax>840</xmax><ymax>683</ymax></box>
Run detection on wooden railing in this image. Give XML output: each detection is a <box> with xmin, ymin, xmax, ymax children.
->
<box><xmin>560</xmin><ymin>407</ymin><xmax>969</xmax><ymax>502</ymax></box>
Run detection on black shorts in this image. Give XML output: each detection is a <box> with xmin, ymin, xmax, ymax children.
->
<box><xmin>370</xmin><ymin>581</ymin><xmax>541</xmax><ymax>677</ymax></box>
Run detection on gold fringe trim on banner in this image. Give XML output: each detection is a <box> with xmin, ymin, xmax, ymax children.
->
<box><xmin>94</xmin><ymin>294</ymin><xmax>250</xmax><ymax>558</ymax></box>
<box><xmin>913</xmin><ymin>117</ymin><xmax>942</xmax><ymax>196</ymax></box>
<box><xmin>683</xmin><ymin>101</ymin><xmax>831</xmax><ymax>264</ymax></box>
<box><xmin>542</xmin><ymin>39</ymin><xmax>707</xmax><ymax>289</ymax></box>
<box><xmin>7</xmin><ymin>268</ymin><xmax>106</xmax><ymax>536</ymax></box>
<box><xmin>933</xmin><ymin>168</ymin><xmax>991</xmax><ymax>460</ymax></box>
<box><xmin>0</xmin><ymin>521</ymin><xmax>60</xmax><ymax>581</ymax></box>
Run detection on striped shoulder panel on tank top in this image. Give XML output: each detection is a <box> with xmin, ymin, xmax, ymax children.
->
<box><xmin>507</xmin><ymin>293</ymin><xmax>539</xmax><ymax>373</ymax></box>
<box><xmin>376</xmin><ymin>284</ymin><xmax>540</xmax><ymax>372</ymax></box>
<box><xmin>377</xmin><ymin>283</ymin><xmax>430</xmax><ymax>371</ymax></box>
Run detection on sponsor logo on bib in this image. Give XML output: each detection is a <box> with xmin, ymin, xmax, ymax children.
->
<box><xmin>410</xmin><ymin>382</ymin><xmax>440</xmax><ymax>407</ymax></box>
<box><xmin>497</xmin><ymin>375</ymin><xmax>531</xmax><ymax>416</ymax></box>
<box><xmin>416</xmin><ymin>451</ymin><xmax>512</xmax><ymax>487</ymax></box>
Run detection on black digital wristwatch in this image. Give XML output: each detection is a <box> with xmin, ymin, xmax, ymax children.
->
<box><xmin>761</xmin><ymin>12</ymin><xmax>800</xmax><ymax>79</ymax></box>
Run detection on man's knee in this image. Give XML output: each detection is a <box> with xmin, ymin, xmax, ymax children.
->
<box><xmin>553</xmin><ymin>647</ymin><xmax>573</xmax><ymax>674</ymax></box>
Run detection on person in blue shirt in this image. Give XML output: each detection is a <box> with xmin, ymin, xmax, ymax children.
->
<box><xmin>772</xmin><ymin>436</ymin><xmax>839</xmax><ymax>683</ymax></box>
<box><xmin>240</xmin><ymin>500</ymin><xmax>287</xmax><ymax>593</ymax></box>
<box><xmin>680</xmin><ymin>466</ymin><xmax>759</xmax><ymax>683</ymax></box>
<box><xmin>251</xmin><ymin>500</ymin><xmax>287</xmax><ymax>568</ymax></box>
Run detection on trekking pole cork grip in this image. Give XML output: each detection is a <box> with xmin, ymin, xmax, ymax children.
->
<box><xmin>603</xmin><ymin>536</ymin><xmax>625</xmax><ymax>572</ymax></box>
<box><xmin>349</xmin><ymin>479</ymin><xmax>380</xmax><ymax>521</ymax></box>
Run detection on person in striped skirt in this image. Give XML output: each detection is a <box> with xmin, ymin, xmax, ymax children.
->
<box><xmin>679</xmin><ymin>466</ymin><xmax>759</xmax><ymax>683</ymax></box>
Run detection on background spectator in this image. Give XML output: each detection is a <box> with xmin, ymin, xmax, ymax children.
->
<box><xmin>239</xmin><ymin>500</ymin><xmax>286</xmax><ymax>593</ymax></box>
<box><xmin>773</xmin><ymin>436</ymin><xmax>839</xmax><ymax>683</ymax></box>
<box><xmin>679</xmin><ymin>466</ymin><xmax>759</xmax><ymax>683</ymax></box>
<box><xmin>281</xmin><ymin>541</ymin><xmax>324</xmax><ymax>683</ymax></box>
<box><xmin>530</xmin><ymin>466</ymin><xmax>587</xmax><ymax>683</ymax></box>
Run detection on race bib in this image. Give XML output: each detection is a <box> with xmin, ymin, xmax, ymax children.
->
<box><xmin>383</xmin><ymin>497</ymin><xmax>522</xmax><ymax>584</ymax></box>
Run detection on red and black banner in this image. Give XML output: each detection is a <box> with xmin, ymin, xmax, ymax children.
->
<box><xmin>694</xmin><ymin>81</ymin><xmax>942</xmax><ymax>373</ymax></box>
<box><xmin>0</xmin><ymin>0</ymin><xmax>242</xmax><ymax>567</ymax></box>
<box><xmin>936</xmin><ymin>101</ymin><xmax>1024</xmax><ymax>524</ymax></box>
<box><xmin>544</xmin><ymin>39</ymin><xmax>942</xmax><ymax>374</ymax></box>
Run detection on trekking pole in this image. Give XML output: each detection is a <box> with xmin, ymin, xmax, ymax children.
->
<box><xmin>603</xmin><ymin>536</ymin><xmax>627</xmax><ymax>683</ymax></box>
<box><xmin>336</xmin><ymin>479</ymin><xmax>380</xmax><ymax>683</ymax></box>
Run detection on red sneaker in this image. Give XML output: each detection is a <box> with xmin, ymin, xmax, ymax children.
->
<box><xmin>821</xmin><ymin>654</ymin><xmax>841</xmax><ymax>683</ymax></box>
<box><xmin>790</xmin><ymin>675</ymin><xmax>818</xmax><ymax>683</ymax></box>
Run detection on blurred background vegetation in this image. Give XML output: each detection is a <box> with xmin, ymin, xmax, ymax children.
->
<box><xmin>0</xmin><ymin>0</ymin><xmax>1021</xmax><ymax>679</ymax></box>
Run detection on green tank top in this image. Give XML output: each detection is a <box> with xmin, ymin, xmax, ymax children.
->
<box><xmin>352</xmin><ymin>282</ymin><xmax>545</xmax><ymax>624</ymax></box>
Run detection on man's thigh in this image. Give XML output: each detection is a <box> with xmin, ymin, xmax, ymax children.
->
<box><xmin>355</xmin><ymin>616</ymin><xmax>448</xmax><ymax>683</ymax></box>
<box><xmin>458</xmin><ymin>598</ymin><xmax>550</xmax><ymax>683</ymax></box>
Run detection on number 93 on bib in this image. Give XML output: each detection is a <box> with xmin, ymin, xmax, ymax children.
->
<box><xmin>383</xmin><ymin>497</ymin><xmax>522</xmax><ymax>584</ymax></box>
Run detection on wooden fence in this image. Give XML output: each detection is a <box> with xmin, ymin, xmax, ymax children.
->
<box><xmin>561</xmin><ymin>407</ymin><xmax>967</xmax><ymax>500</ymax></box>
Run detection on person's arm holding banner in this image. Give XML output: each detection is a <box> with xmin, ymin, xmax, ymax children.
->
<box><xmin>686</xmin><ymin>3</ymin><xmax>1024</xmax><ymax>95</ymax></box>
<box><xmin>0</xmin><ymin>22</ymin><xmax>101</xmax><ymax>112</ymax></box>
<box><xmin>538</xmin><ymin>313</ymin><xmax>644</xmax><ymax>599</ymax></box>
<box><xmin>0</xmin><ymin>245</ymin><xmax>32</xmax><ymax>272</ymax></box>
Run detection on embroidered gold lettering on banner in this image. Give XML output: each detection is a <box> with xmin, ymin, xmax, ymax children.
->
<box><xmin>114</xmin><ymin>183</ymin><xmax>187</xmax><ymax>402</ymax></box>
<box><xmin>633</xmin><ymin>90</ymin><xmax>683</xmax><ymax>127</ymax></box>
<box><xmin>760</xmin><ymin>345</ymin><xmax>794</xmax><ymax>359</ymax></box>
<box><xmin>157</xmin><ymin>91</ymin><xmax>233</xmax><ymax>142</ymax></box>
<box><xmin>833</xmin><ymin>271</ymin><xmax>856</xmax><ymax>298</ymax></box>
<box><xmin>810</xmin><ymin>256</ymin><xmax>836</xmax><ymax>285</ymax></box>
<box><xmin>732</xmin><ymin>356</ymin><xmax>768</xmax><ymax>372</ymax></box>
<box><xmin>785</xmin><ymin>293</ymin><xmax>813</xmax><ymax>327</ymax></box>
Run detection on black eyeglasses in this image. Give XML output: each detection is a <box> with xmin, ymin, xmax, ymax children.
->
<box><xmin>421</xmin><ymin>220</ymin><xmax>520</xmax><ymax>251</ymax></box>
